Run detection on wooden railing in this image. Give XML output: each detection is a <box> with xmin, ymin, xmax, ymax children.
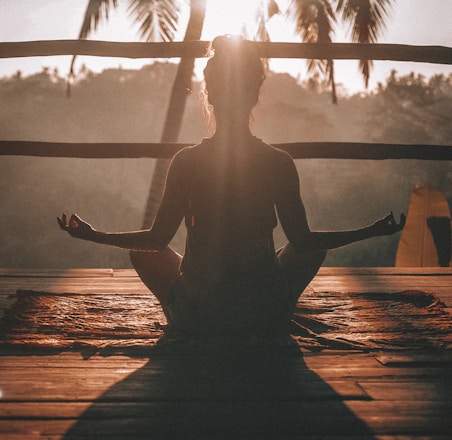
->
<box><xmin>1</xmin><ymin>40</ymin><xmax>452</xmax><ymax>65</ymax></box>
<box><xmin>1</xmin><ymin>141</ymin><xmax>451</xmax><ymax>161</ymax></box>
<box><xmin>1</xmin><ymin>40</ymin><xmax>451</xmax><ymax>160</ymax></box>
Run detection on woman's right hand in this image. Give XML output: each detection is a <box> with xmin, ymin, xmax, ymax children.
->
<box><xmin>57</xmin><ymin>213</ymin><xmax>95</xmax><ymax>240</ymax></box>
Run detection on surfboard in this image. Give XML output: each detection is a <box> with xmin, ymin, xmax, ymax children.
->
<box><xmin>395</xmin><ymin>185</ymin><xmax>451</xmax><ymax>267</ymax></box>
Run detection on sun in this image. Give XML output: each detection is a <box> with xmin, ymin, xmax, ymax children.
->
<box><xmin>201</xmin><ymin>0</ymin><xmax>266</xmax><ymax>40</ymax></box>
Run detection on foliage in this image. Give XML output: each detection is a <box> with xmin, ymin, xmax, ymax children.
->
<box><xmin>371</xmin><ymin>71</ymin><xmax>452</xmax><ymax>144</ymax></box>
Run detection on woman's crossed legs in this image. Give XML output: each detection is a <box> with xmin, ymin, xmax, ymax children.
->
<box><xmin>129</xmin><ymin>244</ymin><xmax>326</xmax><ymax>324</ymax></box>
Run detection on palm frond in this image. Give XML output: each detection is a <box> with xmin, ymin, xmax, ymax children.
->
<box><xmin>337</xmin><ymin>0</ymin><xmax>392</xmax><ymax>43</ymax></box>
<box><xmin>78</xmin><ymin>0</ymin><xmax>119</xmax><ymax>40</ymax></box>
<box><xmin>289</xmin><ymin>0</ymin><xmax>335</xmax><ymax>44</ymax></box>
<box><xmin>251</xmin><ymin>0</ymin><xmax>283</xmax><ymax>70</ymax></box>
<box><xmin>267</xmin><ymin>0</ymin><xmax>281</xmax><ymax>19</ymax></box>
<box><xmin>289</xmin><ymin>0</ymin><xmax>337</xmax><ymax>102</ymax></box>
<box><xmin>337</xmin><ymin>0</ymin><xmax>393</xmax><ymax>86</ymax></box>
<box><xmin>68</xmin><ymin>0</ymin><xmax>118</xmax><ymax>94</ymax></box>
<box><xmin>128</xmin><ymin>0</ymin><xmax>180</xmax><ymax>42</ymax></box>
<box><xmin>289</xmin><ymin>0</ymin><xmax>335</xmax><ymax>75</ymax></box>
<box><xmin>253</xmin><ymin>0</ymin><xmax>279</xmax><ymax>40</ymax></box>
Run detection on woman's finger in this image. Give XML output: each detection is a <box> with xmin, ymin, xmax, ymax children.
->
<box><xmin>388</xmin><ymin>211</ymin><xmax>395</xmax><ymax>225</ymax></box>
<box><xmin>57</xmin><ymin>216</ymin><xmax>66</xmax><ymax>230</ymax></box>
<box><xmin>69</xmin><ymin>215</ymin><xmax>79</xmax><ymax>228</ymax></box>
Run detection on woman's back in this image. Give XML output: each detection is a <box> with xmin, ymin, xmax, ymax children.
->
<box><xmin>179</xmin><ymin>135</ymin><xmax>287</xmax><ymax>283</ymax></box>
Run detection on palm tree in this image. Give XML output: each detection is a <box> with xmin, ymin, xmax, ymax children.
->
<box><xmin>69</xmin><ymin>0</ymin><xmax>206</xmax><ymax>228</ymax></box>
<box><xmin>72</xmin><ymin>0</ymin><xmax>393</xmax><ymax>228</ymax></box>
<box><xmin>140</xmin><ymin>0</ymin><xmax>206</xmax><ymax>227</ymax></box>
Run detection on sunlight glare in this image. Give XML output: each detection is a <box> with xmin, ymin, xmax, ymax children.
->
<box><xmin>202</xmin><ymin>0</ymin><xmax>266</xmax><ymax>40</ymax></box>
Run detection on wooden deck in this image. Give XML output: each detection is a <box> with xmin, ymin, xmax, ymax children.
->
<box><xmin>0</xmin><ymin>267</ymin><xmax>451</xmax><ymax>439</ymax></box>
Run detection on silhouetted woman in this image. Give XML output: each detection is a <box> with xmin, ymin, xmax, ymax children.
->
<box><xmin>58</xmin><ymin>35</ymin><xmax>404</xmax><ymax>340</ymax></box>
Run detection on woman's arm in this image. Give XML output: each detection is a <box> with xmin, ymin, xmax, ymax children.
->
<box><xmin>306</xmin><ymin>211</ymin><xmax>405</xmax><ymax>250</ymax></box>
<box><xmin>275</xmin><ymin>151</ymin><xmax>405</xmax><ymax>252</ymax></box>
<box><xmin>57</xmin><ymin>150</ymin><xmax>188</xmax><ymax>251</ymax></box>
<box><xmin>57</xmin><ymin>213</ymin><xmax>171</xmax><ymax>251</ymax></box>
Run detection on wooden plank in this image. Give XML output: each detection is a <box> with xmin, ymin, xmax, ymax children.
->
<box><xmin>2</xmin><ymin>272</ymin><xmax>450</xmax><ymax>296</ymax></box>
<box><xmin>2</xmin><ymin>353</ymin><xmax>445</xmax><ymax>382</ymax></box>
<box><xmin>307</xmin><ymin>366</ymin><xmax>448</xmax><ymax>381</ymax></box>
<box><xmin>309</xmin><ymin>277</ymin><xmax>452</xmax><ymax>290</ymax></box>
<box><xmin>2</xmin><ymin>402</ymin><xmax>450</xmax><ymax>440</ymax></box>
<box><xmin>113</xmin><ymin>269</ymin><xmax>139</xmax><ymax>277</ymax></box>
<box><xmin>0</xmin><ymin>402</ymin><xmax>449</xmax><ymax>438</ymax></box>
<box><xmin>346</xmin><ymin>400</ymin><xmax>452</xmax><ymax>417</ymax></box>
<box><xmin>0</xmin><ymin>268</ymin><xmax>114</xmax><ymax>278</ymax></box>
<box><xmin>2</xmin><ymin>140</ymin><xmax>452</xmax><ymax>160</ymax></box>
<box><xmin>1</xmin><ymin>402</ymin><xmax>450</xmax><ymax>439</ymax></box>
<box><xmin>0</xmin><ymin>374</ymin><xmax>368</xmax><ymax>402</ymax></box>
<box><xmin>0</xmin><ymin>404</ymin><xmax>377</xmax><ymax>438</ymax></box>
<box><xmin>0</xmin><ymin>267</ymin><xmax>449</xmax><ymax>278</ymax></box>
<box><xmin>0</xmin><ymin>420</ymin><xmax>74</xmax><ymax>440</ymax></box>
<box><xmin>0</xmin><ymin>354</ymin><xmax>149</xmax><ymax>368</ymax></box>
<box><xmin>1</xmin><ymin>40</ymin><xmax>451</xmax><ymax>64</ymax></box>
<box><xmin>375</xmin><ymin>352</ymin><xmax>452</xmax><ymax>367</ymax></box>
<box><xmin>345</xmin><ymin>401</ymin><xmax>452</xmax><ymax>436</ymax></box>
<box><xmin>311</xmin><ymin>274</ymin><xmax>452</xmax><ymax>285</ymax></box>
<box><xmin>2</xmin><ymin>399</ymin><xmax>450</xmax><ymax>420</ymax></box>
<box><xmin>0</xmin><ymin>353</ymin><xmax>380</xmax><ymax>369</ymax></box>
<box><xmin>358</xmin><ymin>381</ymin><xmax>452</xmax><ymax>401</ymax></box>
<box><xmin>304</xmin><ymin>353</ymin><xmax>384</xmax><ymax>368</ymax></box>
<box><xmin>316</xmin><ymin>267</ymin><xmax>452</xmax><ymax>276</ymax></box>
<box><xmin>4</xmin><ymin>365</ymin><xmax>442</xmax><ymax>383</ymax></box>
<box><xmin>0</xmin><ymin>278</ymin><xmax>148</xmax><ymax>294</ymax></box>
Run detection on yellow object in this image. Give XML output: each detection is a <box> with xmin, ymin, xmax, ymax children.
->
<box><xmin>396</xmin><ymin>185</ymin><xmax>451</xmax><ymax>267</ymax></box>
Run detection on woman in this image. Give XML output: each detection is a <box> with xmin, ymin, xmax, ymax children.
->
<box><xmin>58</xmin><ymin>35</ymin><xmax>405</xmax><ymax>339</ymax></box>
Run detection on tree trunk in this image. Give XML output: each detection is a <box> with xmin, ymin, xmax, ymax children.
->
<box><xmin>141</xmin><ymin>0</ymin><xmax>207</xmax><ymax>228</ymax></box>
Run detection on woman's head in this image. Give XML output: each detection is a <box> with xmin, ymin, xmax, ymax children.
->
<box><xmin>203</xmin><ymin>35</ymin><xmax>265</xmax><ymax>119</ymax></box>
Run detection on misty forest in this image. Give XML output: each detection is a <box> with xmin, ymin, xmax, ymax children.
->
<box><xmin>1</xmin><ymin>63</ymin><xmax>451</xmax><ymax>268</ymax></box>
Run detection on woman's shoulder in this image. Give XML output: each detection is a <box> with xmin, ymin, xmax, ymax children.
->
<box><xmin>173</xmin><ymin>138</ymin><xmax>211</xmax><ymax>160</ymax></box>
<box><xmin>253</xmin><ymin>138</ymin><xmax>294</xmax><ymax>166</ymax></box>
<box><xmin>171</xmin><ymin>139</ymin><xmax>206</xmax><ymax>164</ymax></box>
<box><xmin>174</xmin><ymin>136</ymin><xmax>292</xmax><ymax>166</ymax></box>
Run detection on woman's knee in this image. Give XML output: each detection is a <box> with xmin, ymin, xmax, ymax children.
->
<box><xmin>130</xmin><ymin>246</ymin><xmax>179</xmax><ymax>263</ymax></box>
<box><xmin>128</xmin><ymin>248</ymin><xmax>181</xmax><ymax>307</ymax></box>
<box><xmin>278</xmin><ymin>243</ymin><xmax>326</xmax><ymax>269</ymax></box>
<box><xmin>129</xmin><ymin>248</ymin><xmax>182</xmax><ymax>280</ymax></box>
<box><xmin>278</xmin><ymin>244</ymin><xmax>326</xmax><ymax>295</ymax></box>
<box><xmin>311</xmin><ymin>249</ymin><xmax>327</xmax><ymax>267</ymax></box>
<box><xmin>129</xmin><ymin>249</ymin><xmax>140</xmax><ymax>264</ymax></box>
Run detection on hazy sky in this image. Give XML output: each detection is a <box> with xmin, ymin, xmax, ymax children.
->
<box><xmin>0</xmin><ymin>0</ymin><xmax>451</xmax><ymax>93</ymax></box>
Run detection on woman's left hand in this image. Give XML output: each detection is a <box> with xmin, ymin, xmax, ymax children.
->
<box><xmin>372</xmin><ymin>211</ymin><xmax>406</xmax><ymax>236</ymax></box>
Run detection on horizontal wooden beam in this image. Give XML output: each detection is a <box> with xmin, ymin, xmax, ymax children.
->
<box><xmin>1</xmin><ymin>40</ymin><xmax>451</xmax><ymax>65</ymax></box>
<box><xmin>1</xmin><ymin>140</ymin><xmax>451</xmax><ymax>161</ymax></box>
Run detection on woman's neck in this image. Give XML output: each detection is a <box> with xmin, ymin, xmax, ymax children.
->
<box><xmin>213</xmin><ymin>113</ymin><xmax>253</xmax><ymax>143</ymax></box>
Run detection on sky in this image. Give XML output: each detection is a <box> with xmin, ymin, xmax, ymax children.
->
<box><xmin>0</xmin><ymin>0</ymin><xmax>451</xmax><ymax>94</ymax></box>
